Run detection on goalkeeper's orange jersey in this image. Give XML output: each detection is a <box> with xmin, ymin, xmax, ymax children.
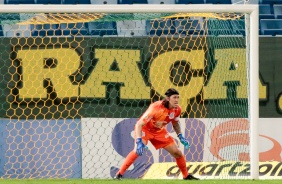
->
<box><xmin>139</xmin><ymin>100</ymin><xmax>181</xmax><ymax>133</ymax></box>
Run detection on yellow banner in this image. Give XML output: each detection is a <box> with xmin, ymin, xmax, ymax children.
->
<box><xmin>143</xmin><ymin>161</ymin><xmax>282</xmax><ymax>179</ymax></box>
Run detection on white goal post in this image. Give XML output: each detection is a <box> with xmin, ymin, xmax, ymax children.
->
<box><xmin>0</xmin><ymin>4</ymin><xmax>259</xmax><ymax>179</ymax></box>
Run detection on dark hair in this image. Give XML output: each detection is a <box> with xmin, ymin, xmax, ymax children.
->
<box><xmin>164</xmin><ymin>88</ymin><xmax>179</xmax><ymax>97</ymax></box>
<box><xmin>162</xmin><ymin>88</ymin><xmax>179</xmax><ymax>108</ymax></box>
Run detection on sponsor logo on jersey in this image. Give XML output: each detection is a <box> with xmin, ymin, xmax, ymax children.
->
<box><xmin>169</xmin><ymin>112</ymin><xmax>175</xmax><ymax>119</ymax></box>
<box><xmin>165</xmin><ymin>133</ymin><xmax>170</xmax><ymax>139</ymax></box>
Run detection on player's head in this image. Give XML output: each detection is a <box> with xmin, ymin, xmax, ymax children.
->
<box><xmin>163</xmin><ymin>88</ymin><xmax>179</xmax><ymax>109</ymax></box>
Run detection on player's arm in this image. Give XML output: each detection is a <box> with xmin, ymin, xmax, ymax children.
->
<box><xmin>172</xmin><ymin>109</ymin><xmax>191</xmax><ymax>150</ymax></box>
<box><xmin>135</xmin><ymin>106</ymin><xmax>154</xmax><ymax>156</ymax></box>
<box><xmin>172</xmin><ymin>121</ymin><xmax>181</xmax><ymax>135</ymax></box>
<box><xmin>135</xmin><ymin>118</ymin><xmax>146</xmax><ymax>138</ymax></box>
<box><xmin>173</xmin><ymin>121</ymin><xmax>190</xmax><ymax>150</ymax></box>
<box><xmin>135</xmin><ymin>105</ymin><xmax>154</xmax><ymax>137</ymax></box>
<box><xmin>172</xmin><ymin>108</ymin><xmax>182</xmax><ymax>135</ymax></box>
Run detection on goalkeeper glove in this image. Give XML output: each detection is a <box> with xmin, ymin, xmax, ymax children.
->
<box><xmin>177</xmin><ymin>133</ymin><xmax>190</xmax><ymax>150</ymax></box>
<box><xmin>136</xmin><ymin>138</ymin><xmax>147</xmax><ymax>156</ymax></box>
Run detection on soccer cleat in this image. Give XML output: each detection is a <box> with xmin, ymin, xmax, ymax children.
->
<box><xmin>183</xmin><ymin>174</ymin><xmax>200</xmax><ymax>180</ymax></box>
<box><xmin>113</xmin><ymin>173</ymin><xmax>123</xmax><ymax>180</ymax></box>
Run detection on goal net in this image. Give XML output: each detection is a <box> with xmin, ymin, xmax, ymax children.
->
<box><xmin>0</xmin><ymin>4</ymin><xmax>259</xmax><ymax>180</ymax></box>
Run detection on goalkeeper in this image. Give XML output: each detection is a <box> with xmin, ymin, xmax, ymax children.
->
<box><xmin>114</xmin><ymin>88</ymin><xmax>199</xmax><ymax>180</ymax></box>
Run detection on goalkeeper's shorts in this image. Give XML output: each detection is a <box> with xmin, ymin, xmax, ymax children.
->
<box><xmin>138</xmin><ymin>128</ymin><xmax>176</xmax><ymax>150</ymax></box>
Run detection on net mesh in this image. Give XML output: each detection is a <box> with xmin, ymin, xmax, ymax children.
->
<box><xmin>0</xmin><ymin>11</ymin><xmax>250</xmax><ymax>179</ymax></box>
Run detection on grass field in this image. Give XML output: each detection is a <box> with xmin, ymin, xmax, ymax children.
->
<box><xmin>0</xmin><ymin>179</ymin><xmax>281</xmax><ymax>184</ymax></box>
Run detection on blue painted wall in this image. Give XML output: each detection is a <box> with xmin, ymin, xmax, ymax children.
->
<box><xmin>0</xmin><ymin>119</ymin><xmax>82</xmax><ymax>178</ymax></box>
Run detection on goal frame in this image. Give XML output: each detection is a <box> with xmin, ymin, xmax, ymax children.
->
<box><xmin>0</xmin><ymin>4</ymin><xmax>259</xmax><ymax>179</ymax></box>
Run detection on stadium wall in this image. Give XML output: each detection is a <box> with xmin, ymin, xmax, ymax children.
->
<box><xmin>0</xmin><ymin>37</ymin><xmax>280</xmax><ymax>118</ymax></box>
<box><xmin>0</xmin><ymin>118</ymin><xmax>281</xmax><ymax>179</ymax></box>
<box><xmin>0</xmin><ymin>37</ymin><xmax>282</xmax><ymax>178</ymax></box>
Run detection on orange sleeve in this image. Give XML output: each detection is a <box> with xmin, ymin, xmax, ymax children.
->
<box><xmin>172</xmin><ymin>106</ymin><xmax>181</xmax><ymax>124</ymax></box>
<box><xmin>139</xmin><ymin>103</ymin><xmax>156</xmax><ymax>124</ymax></box>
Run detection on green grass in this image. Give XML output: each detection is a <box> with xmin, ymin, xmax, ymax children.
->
<box><xmin>0</xmin><ymin>179</ymin><xmax>281</xmax><ymax>184</ymax></box>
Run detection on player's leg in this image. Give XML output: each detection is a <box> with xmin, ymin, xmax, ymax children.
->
<box><xmin>164</xmin><ymin>143</ymin><xmax>199</xmax><ymax>180</ymax></box>
<box><xmin>163</xmin><ymin>143</ymin><xmax>188</xmax><ymax>177</ymax></box>
<box><xmin>164</xmin><ymin>143</ymin><xmax>200</xmax><ymax>180</ymax></box>
<box><xmin>150</xmin><ymin>130</ymin><xmax>189</xmax><ymax>178</ymax></box>
<box><xmin>114</xmin><ymin>130</ymin><xmax>150</xmax><ymax>179</ymax></box>
<box><xmin>150</xmin><ymin>130</ymin><xmax>199</xmax><ymax>180</ymax></box>
<box><xmin>114</xmin><ymin>149</ymin><xmax>139</xmax><ymax>180</ymax></box>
